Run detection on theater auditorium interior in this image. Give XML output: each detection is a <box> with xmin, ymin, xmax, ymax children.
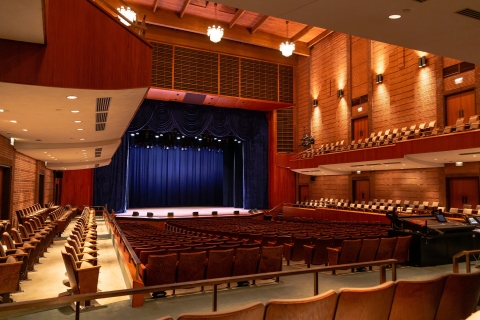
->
<box><xmin>1</xmin><ymin>0</ymin><xmax>480</xmax><ymax>319</ymax></box>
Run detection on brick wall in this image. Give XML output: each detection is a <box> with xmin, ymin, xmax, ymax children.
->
<box><xmin>296</xmin><ymin>56</ymin><xmax>310</xmax><ymax>152</ymax></box>
<box><xmin>351</xmin><ymin>36</ymin><xmax>369</xmax><ymax>99</ymax></box>
<box><xmin>44</xmin><ymin>169</ymin><xmax>54</xmax><ymax>205</ymax></box>
<box><xmin>12</xmin><ymin>152</ymin><xmax>37</xmax><ymax>226</ymax></box>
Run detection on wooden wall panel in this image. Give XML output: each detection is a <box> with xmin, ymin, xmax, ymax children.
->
<box><xmin>448</xmin><ymin>177</ymin><xmax>479</xmax><ymax>209</ymax></box>
<box><xmin>445</xmin><ymin>90</ymin><xmax>475</xmax><ymax>125</ymax></box>
<box><xmin>61</xmin><ymin>169</ymin><xmax>94</xmax><ymax>208</ymax></box>
<box><xmin>309</xmin><ymin>175</ymin><xmax>350</xmax><ymax>200</ymax></box>
<box><xmin>351</xmin><ymin>36</ymin><xmax>369</xmax><ymax>99</ymax></box>
<box><xmin>352</xmin><ymin>116</ymin><xmax>368</xmax><ymax>141</ymax></box>
<box><xmin>267</xmin><ymin>112</ymin><xmax>295</xmax><ymax>208</ymax></box>
<box><xmin>0</xmin><ymin>0</ymin><xmax>151</xmax><ymax>89</ymax></box>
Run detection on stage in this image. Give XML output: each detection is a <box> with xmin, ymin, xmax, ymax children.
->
<box><xmin>116</xmin><ymin>207</ymin><xmax>258</xmax><ymax>220</ymax></box>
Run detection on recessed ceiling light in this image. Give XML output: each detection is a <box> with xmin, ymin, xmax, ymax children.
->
<box><xmin>71</xmin><ymin>110</ymin><xmax>80</xmax><ymax>113</ymax></box>
<box><xmin>77</xmin><ymin>128</ymin><xmax>83</xmax><ymax>131</ymax></box>
<box><xmin>81</xmin><ymin>150</ymin><xmax>86</xmax><ymax>151</ymax></box>
<box><xmin>0</xmin><ymin>109</ymin><xmax>4</xmax><ymax>112</ymax></box>
<box><xmin>44</xmin><ymin>152</ymin><xmax>47</xmax><ymax>153</ymax></box>
<box><xmin>22</xmin><ymin>129</ymin><xmax>28</xmax><ymax>131</ymax></box>
<box><xmin>67</xmin><ymin>96</ymin><xmax>77</xmax><ymax>99</ymax></box>
<box><xmin>389</xmin><ymin>14</ymin><xmax>401</xmax><ymax>19</ymax></box>
<box><xmin>74</xmin><ymin>120</ymin><xmax>81</xmax><ymax>123</ymax></box>
<box><xmin>80</xmin><ymin>138</ymin><xmax>85</xmax><ymax>140</ymax></box>
<box><xmin>10</xmin><ymin>120</ymin><xmax>17</xmax><ymax>123</ymax></box>
<box><xmin>434</xmin><ymin>158</ymin><xmax>437</xmax><ymax>160</ymax></box>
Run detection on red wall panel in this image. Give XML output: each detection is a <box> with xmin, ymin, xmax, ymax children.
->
<box><xmin>61</xmin><ymin>169</ymin><xmax>94</xmax><ymax>207</ymax></box>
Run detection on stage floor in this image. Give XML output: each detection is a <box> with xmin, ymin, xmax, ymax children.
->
<box><xmin>117</xmin><ymin>207</ymin><xmax>252</xmax><ymax>219</ymax></box>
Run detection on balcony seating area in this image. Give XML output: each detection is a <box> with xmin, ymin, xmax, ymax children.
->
<box><xmin>296</xmin><ymin>116</ymin><xmax>480</xmax><ymax>159</ymax></box>
<box><xmin>294</xmin><ymin>198</ymin><xmax>480</xmax><ymax>218</ymax></box>
<box><xmin>61</xmin><ymin>207</ymin><xmax>100</xmax><ymax>307</ymax></box>
<box><xmin>160</xmin><ymin>271</ymin><xmax>480</xmax><ymax>320</ymax></box>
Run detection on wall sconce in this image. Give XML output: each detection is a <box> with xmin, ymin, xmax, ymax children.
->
<box><xmin>357</xmin><ymin>107</ymin><xmax>363</xmax><ymax>112</ymax></box>
<box><xmin>356</xmin><ymin>170</ymin><xmax>361</xmax><ymax>174</ymax></box>
<box><xmin>418</xmin><ymin>56</ymin><xmax>427</xmax><ymax>68</ymax></box>
<box><xmin>455</xmin><ymin>162</ymin><xmax>463</xmax><ymax>167</ymax></box>
<box><xmin>454</xmin><ymin>77</ymin><xmax>463</xmax><ymax>84</ymax></box>
<box><xmin>375</xmin><ymin>74</ymin><xmax>383</xmax><ymax>84</ymax></box>
<box><xmin>313</xmin><ymin>99</ymin><xmax>318</xmax><ymax>107</ymax></box>
<box><xmin>337</xmin><ymin>89</ymin><xmax>344</xmax><ymax>98</ymax></box>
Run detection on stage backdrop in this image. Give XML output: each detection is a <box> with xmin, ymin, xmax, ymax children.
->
<box><xmin>93</xmin><ymin>100</ymin><xmax>268</xmax><ymax>211</ymax></box>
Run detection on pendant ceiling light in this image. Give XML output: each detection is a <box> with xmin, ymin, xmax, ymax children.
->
<box><xmin>207</xmin><ymin>3</ymin><xmax>224</xmax><ymax>43</ymax></box>
<box><xmin>117</xmin><ymin>6</ymin><xmax>136</xmax><ymax>26</ymax></box>
<box><xmin>280</xmin><ymin>21</ymin><xmax>295</xmax><ymax>57</ymax></box>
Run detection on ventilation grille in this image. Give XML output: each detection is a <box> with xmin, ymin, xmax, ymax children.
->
<box><xmin>95</xmin><ymin>148</ymin><xmax>102</xmax><ymax>158</ymax></box>
<box><xmin>279</xmin><ymin>65</ymin><xmax>294</xmax><ymax>103</ymax></box>
<box><xmin>241</xmin><ymin>58</ymin><xmax>278</xmax><ymax>101</ymax></box>
<box><xmin>95</xmin><ymin>98</ymin><xmax>110</xmax><ymax>131</ymax></box>
<box><xmin>352</xmin><ymin>94</ymin><xmax>369</xmax><ymax>107</ymax></box>
<box><xmin>151</xmin><ymin>43</ymin><xmax>173</xmax><ymax>89</ymax></box>
<box><xmin>174</xmin><ymin>47</ymin><xmax>218</xmax><ymax>94</ymax></box>
<box><xmin>220</xmin><ymin>55</ymin><xmax>239</xmax><ymax>97</ymax></box>
<box><xmin>457</xmin><ymin>8</ymin><xmax>480</xmax><ymax>21</ymax></box>
<box><xmin>276</xmin><ymin>107</ymin><xmax>294</xmax><ymax>153</ymax></box>
<box><xmin>443</xmin><ymin>61</ymin><xmax>475</xmax><ymax>78</ymax></box>
<box><xmin>96</xmin><ymin>97</ymin><xmax>110</xmax><ymax>112</ymax></box>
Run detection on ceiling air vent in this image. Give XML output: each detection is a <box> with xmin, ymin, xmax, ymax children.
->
<box><xmin>95</xmin><ymin>98</ymin><xmax>110</xmax><ymax>131</ymax></box>
<box><xmin>457</xmin><ymin>8</ymin><xmax>480</xmax><ymax>21</ymax></box>
<box><xmin>95</xmin><ymin>148</ymin><xmax>102</xmax><ymax>158</ymax></box>
<box><xmin>383</xmin><ymin>162</ymin><xmax>402</xmax><ymax>165</ymax></box>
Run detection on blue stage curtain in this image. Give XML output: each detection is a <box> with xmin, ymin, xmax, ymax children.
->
<box><xmin>128</xmin><ymin>147</ymin><xmax>224</xmax><ymax>208</ymax></box>
<box><xmin>243</xmin><ymin>116</ymin><xmax>268</xmax><ymax>209</ymax></box>
<box><xmin>93</xmin><ymin>135</ymin><xmax>128</xmax><ymax>212</ymax></box>
<box><xmin>128</xmin><ymin>100</ymin><xmax>263</xmax><ymax>140</ymax></box>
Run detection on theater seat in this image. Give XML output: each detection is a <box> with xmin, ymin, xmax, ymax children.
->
<box><xmin>389</xmin><ymin>275</ymin><xmax>446</xmax><ymax>320</ymax></box>
<box><xmin>392</xmin><ymin>236</ymin><xmax>412</xmax><ymax>265</ymax></box>
<box><xmin>304</xmin><ymin>238</ymin><xmax>332</xmax><ymax>267</ymax></box>
<box><xmin>435</xmin><ymin>271</ymin><xmax>480</xmax><ymax>320</ymax></box>
<box><xmin>141</xmin><ymin>254</ymin><xmax>177</xmax><ymax>298</ymax></box>
<box><xmin>265</xmin><ymin>290</ymin><xmax>338</xmax><ymax>320</ymax></box>
<box><xmin>334</xmin><ymin>281</ymin><xmax>396</xmax><ymax>320</ymax></box>
<box><xmin>327</xmin><ymin>239</ymin><xmax>362</xmax><ymax>274</ymax></box>
<box><xmin>0</xmin><ymin>256</ymin><xmax>23</xmax><ymax>303</ymax></box>
<box><xmin>283</xmin><ymin>237</ymin><xmax>312</xmax><ymax>265</ymax></box>
<box><xmin>177</xmin><ymin>302</ymin><xmax>265</xmax><ymax>320</ymax></box>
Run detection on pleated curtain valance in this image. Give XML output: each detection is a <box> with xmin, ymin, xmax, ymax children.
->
<box><xmin>128</xmin><ymin>99</ymin><xmax>265</xmax><ymax>141</ymax></box>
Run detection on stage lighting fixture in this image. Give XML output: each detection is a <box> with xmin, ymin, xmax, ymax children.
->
<box><xmin>212</xmin><ymin>211</ymin><xmax>218</xmax><ymax>215</ymax></box>
<box><xmin>147</xmin><ymin>212</ymin><xmax>153</xmax><ymax>217</ymax></box>
<box><xmin>132</xmin><ymin>211</ymin><xmax>139</xmax><ymax>216</ymax></box>
<box><xmin>168</xmin><ymin>212</ymin><xmax>174</xmax><ymax>217</ymax></box>
<box><xmin>234</xmin><ymin>210</ymin><xmax>240</xmax><ymax>215</ymax></box>
<box><xmin>193</xmin><ymin>211</ymin><xmax>199</xmax><ymax>216</ymax></box>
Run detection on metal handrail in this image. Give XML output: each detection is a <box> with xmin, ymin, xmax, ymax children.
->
<box><xmin>0</xmin><ymin>259</ymin><xmax>398</xmax><ymax>319</ymax></box>
<box><xmin>452</xmin><ymin>249</ymin><xmax>480</xmax><ymax>273</ymax></box>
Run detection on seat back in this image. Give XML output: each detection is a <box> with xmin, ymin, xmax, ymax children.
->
<box><xmin>291</xmin><ymin>237</ymin><xmax>312</xmax><ymax>261</ymax></box>
<box><xmin>265</xmin><ymin>290</ymin><xmax>338</xmax><ymax>320</ymax></box>
<box><xmin>435</xmin><ymin>271</ymin><xmax>480</xmax><ymax>320</ymax></box>
<box><xmin>177</xmin><ymin>302</ymin><xmax>265</xmax><ymax>320</ymax></box>
<box><xmin>258</xmin><ymin>246</ymin><xmax>283</xmax><ymax>274</ymax></box>
<box><xmin>375</xmin><ymin>237</ymin><xmax>397</xmax><ymax>260</ymax></box>
<box><xmin>357</xmin><ymin>238</ymin><xmax>380</xmax><ymax>263</ymax></box>
<box><xmin>338</xmin><ymin>239</ymin><xmax>362</xmax><ymax>264</ymax></box>
<box><xmin>139</xmin><ymin>249</ymin><xmax>166</xmax><ymax>265</ymax></box>
<box><xmin>0</xmin><ymin>256</ymin><xmax>23</xmax><ymax>295</ymax></box>
<box><xmin>232</xmin><ymin>247</ymin><xmax>260</xmax><ymax>276</ymax></box>
<box><xmin>61</xmin><ymin>251</ymin><xmax>80</xmax><ymax>294</ymax></box>
<box><xmin>144</xmin><ymin>254</ymin><xmax>177</xmax><ymax>286</ymax></box>
<box><xmin>389</xmin><ymin>275</ymin><xmax>446</xmax><ymax>320</ymax></box>
<box><xmin>206</xmin><ymin>249</ymin><xmax>234</xmax><ymax>279</ymax></box>
<box><xmin>177</xmin><ymin>251</ymin><xmax>207</xmax><ymax>283</ymax></box>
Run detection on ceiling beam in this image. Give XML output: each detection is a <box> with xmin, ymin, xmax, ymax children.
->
<box><xmin>152</xmin><ymin>0</ymin><xmax>159</xmax><ymax>13</ymax></box>
<box><xmin>308</xmin><ymin>29</ymin><xmax>334</xmax><ymax>47</ymax></box>
<box><xmin>250</xmin><ymin>15</ymin><xmax>269</xmax><ymax>34</ymax></box>
<box><xmin>178</xmin><ymin>0</ymin><xmax>190</xmax><ymax>18</ymax></box>
<box><xmin>291</xmin><ymin>25</ymin><xmax>314</xmax><ymax>43</ymax></box>
<box><xmin>229</xmin><ymin>9</ymin><xmax>245</xmax><ymax>29</ymax></box>
<box><xmin>107</xmin><ymin>1</ymin><xmax>310</xmax><ymax>56</ymax></box>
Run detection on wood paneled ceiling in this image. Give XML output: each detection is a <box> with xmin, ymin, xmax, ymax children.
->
<box><xmin>100</xmin><ymin>0</ymin><xmax>328</xmax><ymax>55</ymax></box>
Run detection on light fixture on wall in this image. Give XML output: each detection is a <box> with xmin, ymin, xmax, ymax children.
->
<box><xmin>117</xmin><ymin>6</ymin><xmax>136</xmax><ymax>26</ymax></box>
<box><xmin>356</xmin><ymin>171</ymin><xmax>361</xmax><ymax>174</ymax></box>
<box><xmin>455</xmin><ymin>162</ymin><xmax>463</xmax><ymax>167</ymax></box>
<box><xmin>455</xmin><ymin>77</ymin><xmax>463</xmax><ymax>84</ymax></box>
<box><xmin>418</xmin><ymin>56</ymin><xmax>427</xmax><ymax>68</ymax></box>
<box><xmin>279</xmin><ymin>21</ymin><xmax>295</xmax><ymax>57</ymax></box>
<box><xmin>312</xmin><ymin>99</ymin><xmax>318</xmax><ymax>107</ymax></box>
<box><xmin>375</xmin><ymin>74</ymin><xmax>383</xmax><ymax>84</ymax></box>
<box><xmin>337</xmin><ymin>89</ymin><xmax>344</xmax><ymax>98</ymax></box>
<box><xmin>207</xmin><ymin>3</ymin><xmax>224</xmax><ymax>43</ymax></box>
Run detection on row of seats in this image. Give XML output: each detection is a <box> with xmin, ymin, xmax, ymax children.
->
<box><xmin>48</xmin><ymin>205</ymin><xmax>77</xmax><ymax>236</ymax></box>
<box><xmin>15</xmin><ymin>203</ymin><xmax>49</xmax><ymax>224</ymax></box>
<box><xmin>0</xmin><ymin>211</ymin><xmax>58</xmax><ymax>302</ymax></box>
<box><xmin>158</xmin><ymin>271</ymin><xmax>480</xmax><ymax>320</ymax></box>
<box><xmin>299</xmin><ymin>115</ymin><xmax>480</xmax><ymax>159</ymax></box>
<box><xmin>61</xmin><ymin>207</ymin><xmax>100</xmax><ymax>308</ymax></box>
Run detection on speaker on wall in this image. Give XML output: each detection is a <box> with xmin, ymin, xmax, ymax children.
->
<box><xmin>54</xmin><ymin>171</ymin><xmax>64</xmax><ymax>179</ymax></box>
